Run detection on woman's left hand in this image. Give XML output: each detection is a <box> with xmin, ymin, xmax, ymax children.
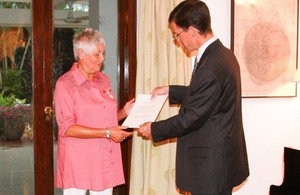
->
<box><xmin>122</xmin><ymin>98</ymin><xmax>135</xmax><ymax>116</ymax></box>
<box><xmin>117</xmin><ymin>98</ymin><xmax>135</xmax><ymax>121</ymax></box>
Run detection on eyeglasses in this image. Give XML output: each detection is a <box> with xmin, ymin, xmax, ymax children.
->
<box><xmin>173</xmin><ymin>29</ymin><xmax>185</xmax><ymax>40</ymax></box>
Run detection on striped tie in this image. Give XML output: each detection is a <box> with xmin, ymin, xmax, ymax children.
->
<box><xmin>191</xmin><ymin>57</ymin><xmax>198</xmax><ymax>81</ymax></box>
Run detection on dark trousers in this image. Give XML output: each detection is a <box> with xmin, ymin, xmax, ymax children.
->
<box><xmin>191</xmin><ymin>188</ymin><xmax>232</xmax><ymax>195</ymax></box>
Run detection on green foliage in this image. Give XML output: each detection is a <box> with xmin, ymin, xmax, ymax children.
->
<box><xmin>0</xmin><ymin>92</ymin><xmax>16</xmax><ymax>106</ymax></box>
<box><xmin>1</xmin><ymin>69</ymin><xmax>30</xmax><ymax>103</ymax></box>
<box><xmin>0</xmin><ymin>2</ymin><xmax>30</xmax><ymax>9</ymax></box>
<box><xmin>0</xmin><ymin>91</ymin><xmax>26</xmax><ymax>107</ymax></box>
<box><xmin>0</xmin><ymin>27</ymin><xmax>32</xmax><ymax>103</ymax></box>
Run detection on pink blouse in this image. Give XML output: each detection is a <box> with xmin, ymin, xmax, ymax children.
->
<box><xmin>54</xmin><ymin>63</ymin><xmax>124</xmax><ymax>190</ymax></box>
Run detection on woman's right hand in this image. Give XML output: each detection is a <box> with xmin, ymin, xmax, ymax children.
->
<box><xmin>108</xmin><ymin>126</ymin><xmax>133</xmax><ymax>143</ymax></box>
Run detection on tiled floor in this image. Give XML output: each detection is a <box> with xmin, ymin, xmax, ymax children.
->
<box><xmin>0</xmin><ymin>139</ymin><xmax>62</xmax><ymax>195</ymax></box>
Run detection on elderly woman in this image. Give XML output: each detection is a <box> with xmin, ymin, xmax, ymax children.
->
<box><xmin>54</xmin><ymin>28</ymin><xmax>134</xmax><ymax>195</ymax></box>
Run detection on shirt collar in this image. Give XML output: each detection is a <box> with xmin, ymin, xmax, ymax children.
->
<box><xmin>195</xmin><ymin>36</ymin><xmax>217</xmax><ymax>63</ymax></box>
<box><xmin>70</xmin><ymin>63</ymin><xmax>85</xmax><ymax>86</ymax></box>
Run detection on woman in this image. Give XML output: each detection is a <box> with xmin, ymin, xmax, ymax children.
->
<box><xmin>54</xmin><ymin>28</ymin><xmax>134</xmax><ymax>195</ymax></box>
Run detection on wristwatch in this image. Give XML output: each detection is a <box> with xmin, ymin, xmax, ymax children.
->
<box><xmin>106</xmin><ymin>128</ymin><xmax>110</xmax><ymax>139</ymax></box>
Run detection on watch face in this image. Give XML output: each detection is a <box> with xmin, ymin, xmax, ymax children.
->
<box><xmin>106</xmin><ymin>129</ymin><xmax>110</xmax><ymax>138</ymax></box>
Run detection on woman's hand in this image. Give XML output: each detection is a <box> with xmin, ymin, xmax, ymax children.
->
<box><xmin>109</xmin><ymin>126</ymin><xmax>133</xmax><ymax>143</ymax></box>
<box><xmin>123</xmin><ymin>98</ymin><xmax>135</xmax><ymax>115</ymax></box>
<box><xmin>118</xmin><ymin>98</ymin><xmax>135</xmax><ymax>121</ymax></box>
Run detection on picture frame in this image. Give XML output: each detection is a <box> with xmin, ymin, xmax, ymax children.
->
<box><xmin>231</xmin><ymin>0</ymin><xmax>298</xmax><ymax>97</ymax></box>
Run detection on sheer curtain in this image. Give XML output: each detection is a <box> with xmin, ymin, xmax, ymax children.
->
<box><xmin>129</xmin><ymin>0</ymin><xmax>192</xmax><ymax>194</ymax></box>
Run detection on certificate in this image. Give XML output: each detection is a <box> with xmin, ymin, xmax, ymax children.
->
<box><xmin>122</xmin><ymin>94</ymin><xmax>168</xmax><ymax>128</ymax></box>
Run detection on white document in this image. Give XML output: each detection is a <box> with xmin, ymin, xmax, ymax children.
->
<box><xmin>122</xmin><ymin>94</ymin><xmax>168</xmax><ymax>128</ymax></box>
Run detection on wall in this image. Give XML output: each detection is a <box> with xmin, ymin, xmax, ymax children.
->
<box><xmin>204</xmin><ymin>0</ymin><xmax>300</xmax><ymax>194</ymax></box>
<box><xmin>98</xmin><ymin>0</ymin><xmax>119</xmax><ymax>101</ymax></box>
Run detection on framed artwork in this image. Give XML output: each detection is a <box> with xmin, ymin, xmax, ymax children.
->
<box><xmin>231</xmin><ymin>0</ymin><xmax>298</xmax><ymax>97</ymax></box>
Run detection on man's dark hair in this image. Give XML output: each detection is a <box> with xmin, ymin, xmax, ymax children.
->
<box><xmin>168</xmin><ymin>0</ymin><xmax>212</xmax><ymax>34</ymax></box>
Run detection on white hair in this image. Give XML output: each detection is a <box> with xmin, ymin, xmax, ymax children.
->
<box><xmin>73</xmin><ymin>28</ymin><xmax>105</xmax><ymax>60</ymax></box>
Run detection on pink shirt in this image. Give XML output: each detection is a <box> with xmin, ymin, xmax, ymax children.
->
<box><xmin>54</xmin><ymin>63</ymin><xmax>124</xmax><ymax>190</ymax></box>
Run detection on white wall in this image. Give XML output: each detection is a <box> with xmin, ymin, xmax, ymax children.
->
<box><xmin>204</xmin><ymin>0</ymin><xmax>300</xmax><ymax>194</ymax></box>
<box><xmin>98</xmin><ymin>0</ymin><xmax>119</xmax><ymax>101</ymax></box>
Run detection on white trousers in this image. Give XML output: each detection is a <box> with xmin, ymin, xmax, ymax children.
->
<box><xmin>63</xmin><ymin>188</ymin><xmax>113</xmax><ymax>195</ymax></box>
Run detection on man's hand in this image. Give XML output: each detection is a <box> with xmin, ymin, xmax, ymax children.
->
<box><xmin>137</xmin><ymin>122</ymin><xmax>152</xmax><ymax>140</ymax></box>
<box><xmin>151</xmin><ymin>86</ymin><xmax>169</xmax><ymax>99</ymax></box>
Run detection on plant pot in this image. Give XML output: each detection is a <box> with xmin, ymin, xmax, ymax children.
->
<box><xmin>4</xmin><ymin>117</ymin><xmax>25</xmax><ymax>141</ymax></box>
<box><xmin>0</xmin><ymin>117</ymin><xmax>4</xmax><ymax>136</ymax></box>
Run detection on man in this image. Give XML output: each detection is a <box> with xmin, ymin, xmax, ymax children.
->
<box><xmin>138</xmin><ymin>1</ymin><xmax>249</xmax><ymax>195</ymax></box>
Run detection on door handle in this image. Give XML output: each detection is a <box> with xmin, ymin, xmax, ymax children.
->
<box><xmin>44</xmin><ymin>106</ymin><xmax>54</xmax><ymax>121</ymax></box>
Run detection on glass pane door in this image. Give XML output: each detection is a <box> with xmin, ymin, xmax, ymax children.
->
<box><xmin>0</xmin><ymin>1</ymin><xmax>90</xmax><ymax>194</ymax></box>
<box><xmin>0</xmin><ymin>1</ymin><xmax>34</xmax><ymax>194</ymax></box>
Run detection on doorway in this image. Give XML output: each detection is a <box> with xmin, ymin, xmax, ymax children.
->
<box><xmin>0</xmin><ymin>0</ymin><xmax>136</xmax><ymax>194</ymax></box>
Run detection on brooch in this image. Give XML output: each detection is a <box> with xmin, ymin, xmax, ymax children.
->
<box><xmin>104</xmin><ymin>88</ymin><xmax>114</xmax><ymax>99</ymax></box>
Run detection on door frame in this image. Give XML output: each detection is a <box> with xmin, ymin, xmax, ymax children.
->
<box><xmin>32</xmin><ymin>0</ymin><xmax>54</xmax><ymax>194</ymax></box>
<box><xmin>118</xmin><ymin>0</ymin><xmax>137</xmax><ymax>194</ymax></box>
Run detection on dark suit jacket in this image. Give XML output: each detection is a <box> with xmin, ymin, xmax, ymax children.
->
<box><xmin>151</xmin><ymin>39</ymin><xmax>249</xmax><ymax>194</ymax></box>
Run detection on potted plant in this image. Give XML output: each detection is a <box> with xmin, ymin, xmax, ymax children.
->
<box><xmin>0</xmin><ymin>92</ymin><xmax>31</xmax><ymax>141</ymax></box>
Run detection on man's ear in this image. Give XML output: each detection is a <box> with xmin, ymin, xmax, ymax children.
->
<box><xmin>188</xmin><ymin>26</ymin><xmax>198</xmax><ymax>37</ymax></box>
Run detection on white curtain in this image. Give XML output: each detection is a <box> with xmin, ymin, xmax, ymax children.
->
<box><xmin>129</xmin><ymin>0</ymin><xmax>192</xmax><ymax>194</ymax></box>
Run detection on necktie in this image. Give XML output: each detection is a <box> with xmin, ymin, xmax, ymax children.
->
<box><xmin>191</xmin><ymin>57</ymin><xmax>198</xmax><ymax>81</ymax></box>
